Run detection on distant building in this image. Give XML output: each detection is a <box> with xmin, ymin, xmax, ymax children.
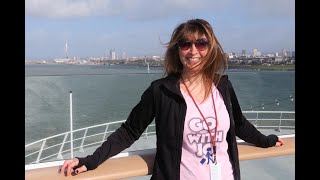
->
<box><xmin>275</xmin><ymin>57</ymin><xmax>283</xmax><ymax>62</ymax></box>
<box><xmin>152</xmin><ymin>55</ymin><xmax>161</xmax><ymax>61</ymax></box>
<box><xmin>242</xmin><ymin>50</ymin><xmax>246</xmax><ymax>57</ymax></box>
<box><xmin>122</xmin><ymin>51</ymin><xmax>126</xmax><ymax>60</ymax></box>
<box><xmin>267</xmin><ymin>54</ymin><xmax>275</xmax><ymax>57</ymax></box>
<box><xmin>53</xmin><ymin>58</ymin><xmax>70</xmax><ymax>63</ymax></box>
<box><xmin>253</xmin><ymin>48</ymin><xmax>261</xmax><ymax>57</ymax></box>
<box><xmin>110</xmin><ymin>49</ymin><xmax>116</xmax><ymax>60</ymax></box>
<box><xmin>286</xmin><ymin>51</ymin><xmax>295</xmax><ymax>58</ymax></box>
<box><xmin>228</xmin><ymin>52</ymin><xmax>235</xmax><ymax>59</ymax></box>
<box><xmin>282</xmin><ymin>49</ymin><xmax>287</xmax><ymax>57</ymax></box>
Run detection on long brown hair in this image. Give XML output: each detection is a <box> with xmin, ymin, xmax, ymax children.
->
<box><xmin>164</xmin><ymin>18</ymin><xmax>228</xmax><ymax>100</ymax></box>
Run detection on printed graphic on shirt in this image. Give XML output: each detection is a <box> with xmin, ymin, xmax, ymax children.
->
<box><xmin>186</xmin><ymin>116</ymin><xmax>223</xmax><ymax>165</ymax></box>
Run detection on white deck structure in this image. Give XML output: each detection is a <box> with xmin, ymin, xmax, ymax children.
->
<box><xmin>25</xmin><ymin>111</ymin><xmax>295</xmax><ymax>179</ymax></box>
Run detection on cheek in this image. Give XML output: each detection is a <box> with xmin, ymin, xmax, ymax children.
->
<box><xmin>199</xmin><ymin>50</ymin><xmax>208</xmax><ymax>57</ymax></box>
<box><xmin>179</xmin><ymin>49</ymin><xmax>187</xmax><ymax>57</ymax></box>
<box><xmin>179</xmin><ymin>50</ymin><xmax>187</xmax><ymax>61</ymax></box>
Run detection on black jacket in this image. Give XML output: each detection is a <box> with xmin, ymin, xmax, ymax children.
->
<box><xmin>77</xmin><ymin>74</ymin><xmax>278</xmax><ymax>180</ymax></box>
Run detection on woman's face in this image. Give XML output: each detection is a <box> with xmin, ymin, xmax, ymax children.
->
<box><xmin>178</xmin><ymin>33</ymin><xmax>209</xmax><ymax>73</ymax></box>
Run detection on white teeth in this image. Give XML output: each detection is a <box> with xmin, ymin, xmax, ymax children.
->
<box><xmin>187</xmin><ymin>58</ymin><xmax>200</xmax><ymax>62</ymax></box>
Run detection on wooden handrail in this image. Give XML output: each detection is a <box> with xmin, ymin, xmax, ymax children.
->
<box><xmin>25</xmin><ymin>136</ymin><xmax>294</xmax><ymax>180</ymax></box>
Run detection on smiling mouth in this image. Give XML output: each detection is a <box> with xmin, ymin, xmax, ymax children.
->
<box><xmin>187</xmin><ymin>57</ymin><xmax>201</xmax><ymax>62</ymax></box>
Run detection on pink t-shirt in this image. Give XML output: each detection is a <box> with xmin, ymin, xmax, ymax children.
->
<box><xmin>180</xmin><ymin>84</ymin><xmax>234</xmax><ymax>180</ymax></box>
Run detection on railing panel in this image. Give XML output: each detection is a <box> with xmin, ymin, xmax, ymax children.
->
<box><xmin>25</xmin><ymin>111</ymin><xmax>294</xmax><ymax>165</ymax></box>
<box><xmin>25</xmin><ymin>136</ymin><xmax>295</xmax><ymax>180</ymax></box>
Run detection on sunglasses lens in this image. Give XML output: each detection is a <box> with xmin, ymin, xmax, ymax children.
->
<box><xmin>195</xmin><ymin>39</ymin><xmax>210</xmax><ymax>51</ymax></box>
<box><xmin>178</xmin><ymin>40</ymin><xmax>192</xmax><ymax>50</ymax></box>
<box><xmin>178</xmin><ymin>39</ymin><xmax>210</xmax><ymax>51</ymax></box>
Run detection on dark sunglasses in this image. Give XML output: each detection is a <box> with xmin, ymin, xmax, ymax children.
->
<box><xmin>177</xmin><ymin>38</ymin><xmax>210</xmax><ymax>51</ymax></box>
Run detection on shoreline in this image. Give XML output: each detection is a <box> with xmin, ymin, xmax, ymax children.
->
<box><xmin>25</xmin><ymin>63</ymin><xmax>295</xmax><ymax>71</ymax></box>
<box><xmin>228</xmin><ymin>64</ymin><xmax>295</xmax><ymax>71</ymax></box>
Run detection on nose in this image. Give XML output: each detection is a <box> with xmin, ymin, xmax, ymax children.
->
<box><xmin>189</xmin><ymin>43</ymin><xmax>198</xmax><ymax>54</ymax></box>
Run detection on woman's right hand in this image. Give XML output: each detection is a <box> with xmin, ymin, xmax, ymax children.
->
<box><xmin>60</xmin><ymin>158</ymin><xmax>87</xmax><ymax>176</ymax></box>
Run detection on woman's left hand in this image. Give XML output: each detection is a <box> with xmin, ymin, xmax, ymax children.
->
<box><xmin>275</xmin><ymin>138</ymin><xmax>284</xmax><ymax>147</ymax></box>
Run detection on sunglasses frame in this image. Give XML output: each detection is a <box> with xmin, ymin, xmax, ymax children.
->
<box><xmin>177</xmin><ymin>38</ymin><xmax>210</xmax><ymax>51</ymax></box>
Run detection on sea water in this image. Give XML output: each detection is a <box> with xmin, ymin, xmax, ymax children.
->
<box><xmin>25</xmin><ymin>64</ymin><xmax>295</xmax><ymax>144</ymax></box>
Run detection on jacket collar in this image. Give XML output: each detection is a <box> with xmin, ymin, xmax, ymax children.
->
<box><xmin>162</xmin><ymin>74</ymin><xmax>183</xmax><ymax>97</ymax></box>
<box><xmin>161</xmin><ymin>73</ymin><xmax>229</xmax><ymax>99</ymax></box>
<box><xmin>217</xmin><ymin>75</ymin><xmax>228</xmax><ymax>100</ymax></box>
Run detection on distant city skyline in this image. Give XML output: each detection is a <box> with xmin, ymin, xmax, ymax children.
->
<box><xmin>25</xmin><ymin>0</ymin><xmax>295</xmax><ymax>60</ymax></box>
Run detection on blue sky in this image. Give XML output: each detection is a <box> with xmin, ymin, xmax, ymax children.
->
<box><xmin>25</xmin><ymin>0</ymin><xmax>295</xmax><ymax>60</ymax></box>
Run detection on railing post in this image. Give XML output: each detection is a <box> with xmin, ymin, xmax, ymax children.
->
<box><xmin>145</xmin><ymin>127</ymin><xmax>149</xmax><ymax>139</ymax></box>
<box><xmin>276</xmin><ymin>112</ymin><xmax>283</xmax><ymax>132</ymax></box>
<box><xmin>57</xmin><ymin>134</ymin><xmax>69</xmax><ymax>159</ymax></box>
<box><xmin>101</xmin><ymin>124</ymin><xmax>109</xmax><ymax>145</ymax></box>
<box><xmin>69</xmin><ymin>91</ymin><xmax>74</xmax><ymax>158</ymax></box>
<box><xmin>79</xmin><ymin>129</ymin><xmax>88</xmax><ymax>153</ymax></box>
<box><xmin>253</xmin><ymin>111</ymin><xmax>259</xmax><ymax>127</ymax></box>
<box><xmin>36</xmin><ymin>140</ymin><xmax>46</xmax><ymax>163</ymax></box>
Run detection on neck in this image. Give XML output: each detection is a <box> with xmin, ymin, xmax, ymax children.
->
<box><xmin>181</xmin><ymin>69</ymin><xmax>202</xmax><ymax>85</ymax></box>
<box><xmin>181</xmin><ymin>70</ymin><xmax>206</xmax><ymax>102</ymax></box>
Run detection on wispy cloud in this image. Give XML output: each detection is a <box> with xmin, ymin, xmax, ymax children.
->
<box><xmin>26</xmin><ymin>0</ymin><xmax>294</xmax><ymax>20</ymax></box>
<box><xmin>25</xmin><ymin>0</ymin><xmax>294</xmax><ymax>59</ymax></box>
<box><xmin>26</xmin><ymin>0</ymin><xmax>114</xmax><ymax>18</ymax></box>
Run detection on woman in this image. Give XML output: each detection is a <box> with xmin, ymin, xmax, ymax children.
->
<box><xmin>60</xmin><ymin>18</ymin><xmax>284</xmax><ymax>180</ymax></box>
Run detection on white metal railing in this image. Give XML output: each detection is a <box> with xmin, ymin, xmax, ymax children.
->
<box><xmin>244</xmin><ymin>111</ymin><xmax>295</xmax><ymax>131</ymax></box>
<box><xmin>25</xmin><ymin>133</ymin><xmax>295</xmax><ymax>171</ymax></box>
<box><xmin>25</xmin><ymin>111</ymin><xmax>294</xmax><ymax>165</ymax></box>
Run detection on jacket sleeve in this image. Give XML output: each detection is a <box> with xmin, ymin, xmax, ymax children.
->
<box><xmin>77</xmin><ymin>83</ymin><xmax>156</xmax><ymax>170</ymax></box>
<box><xmin>228</xmin><ymin>80</ymin><xmax>278</xmax><ymax>148</ymax></box>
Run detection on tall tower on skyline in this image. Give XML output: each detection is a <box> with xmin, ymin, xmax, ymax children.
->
<box><xmin>64</xmin><ymin>40</ymin><xmax>68</xmax><ymax>59</ymax></box>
